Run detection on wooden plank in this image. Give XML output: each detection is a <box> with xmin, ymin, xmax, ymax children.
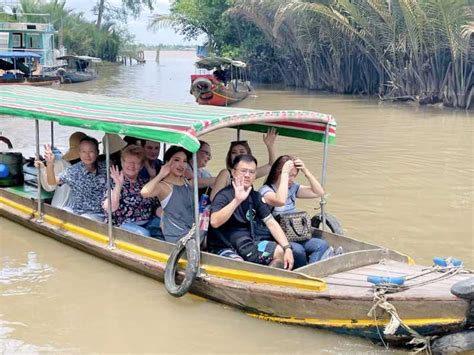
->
<box><xmin>298</xmin><ymin>249</ymin><xmax>387</xmax><ymax>277</ymax></box>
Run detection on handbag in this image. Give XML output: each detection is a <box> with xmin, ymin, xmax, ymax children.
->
<box><xmin>276</xmin><ymin>211</ymin><xmax>312</xmax><ymax>242</ymax></box>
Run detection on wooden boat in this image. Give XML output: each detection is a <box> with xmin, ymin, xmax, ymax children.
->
<box><xmin>0</xmin><ymin>86</ymin><xmax>472</xmax><ymax>350</ymax></box>
<box><xmin>0</xmin><ymin>52</ymin><xmax>59</xmax><ymax>86</ymax></box>
<box><xmin>55</xmin><ymin>55</ymin><xmax>101</xmax><ymax>83</ymax></box>
<box><xmin>190</xmin><ymin>57</ymin><xmax>252</xmax><ymax>106</ymax></box>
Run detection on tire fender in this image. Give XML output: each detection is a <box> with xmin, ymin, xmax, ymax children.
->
<box><xmin>164</xmin><ymin>236</ymin><xmax>200</xmax><ymax>297</ymax></box>
<box><xmin>311</xmin><ymin>213</ymin><xmax>344</xmax><ymax>235</ymax></box>
<box><xmin>191</xmin><ymin>78</ymin><xmax>212</xmax><ymax>94</ymax></box>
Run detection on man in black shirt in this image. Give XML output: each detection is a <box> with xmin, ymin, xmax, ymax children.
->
<box><xmin>208</xmin><ymin>154</ymin><xmax>294</xmax><ymax>269</ymax></box>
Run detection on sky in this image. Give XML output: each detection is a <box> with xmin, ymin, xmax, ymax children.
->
<box><xmin>65</xmin><ymin>0</ymin><xmax>202</xmax><ymax>45</ymax></box>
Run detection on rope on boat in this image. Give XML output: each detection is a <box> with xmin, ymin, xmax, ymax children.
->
<box><xmin>368</xmin><ymin>260</ymin><xmax>470</xmax><ymax>353</ymax></box>
<box><xmin>368</xmin><ymin>287</ymin><xmax>432</xmax><ymax>353</ymax></box>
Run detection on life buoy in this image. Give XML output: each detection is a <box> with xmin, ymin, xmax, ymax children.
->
<box><xmin>164</xmin><ymin>231</ymin><xmax>200</xmax><ymax>297</ymax></box>
<box><xmin>311</xmin><ymin>213</ymin><xmax>344</xmax><ymax>235</ymax></box>
<box><xmin>191</xmin><ymin>78</ymin><xmax>212</xmax><ymax>94</ymax></box>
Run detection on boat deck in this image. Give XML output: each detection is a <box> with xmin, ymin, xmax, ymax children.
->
<box><xmin>325</xmin><ymin>259</ymin><xmax>469</xmax><ymax>301</ymax></box>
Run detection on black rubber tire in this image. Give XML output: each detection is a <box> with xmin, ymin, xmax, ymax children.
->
<box><xmin>164</xmin><ymin>237</ymin><xmax>200</xmax><ymax>297</ymax></box>
<box><xmin>191</xmin><ymin>78</ymin><xmax>212</xmax><ymax>93</ymax></box>
<box><xmin>311</xmin><ymin>213</ymin><xmax>344</xmax><ymax>235</ymax></box>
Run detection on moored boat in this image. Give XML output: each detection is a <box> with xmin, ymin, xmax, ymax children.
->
<box><xmin>0</xmin><ymin>51</ymin><xmax>59</xmax><ymax>86</ymax></box>
<box><xmin>190</xmin><ymin>56</ymin><xmax>252</xmax><ymax>106</ymax></box>
<box><xmin>55</xmin><ymin>55</ymin><xmax>101</xmax><ymax>83</ymax></box>
<box><xmin>0</xmin><ymin>86</ymin><xmax>472</xmax><ymax>351</ymax></box>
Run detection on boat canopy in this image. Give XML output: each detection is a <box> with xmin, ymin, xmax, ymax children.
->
<box><xmin>0</xmin><ymin>86</ymin><xmax>336</xmax><ymax>152</ymax></box>
<box><xmin>56</xmin><ymin>55</ymin><xmax>102</xmax><ymax>63</ymax></box>
<box><xmin>0</xmin><ymin>51</ymin><xmax>41</xmax><ymax>59</ymax></box>
<box><xmin>195</xmin><ymin>57</ymin><xmax>246</xmax><ymax>70</ymax></box>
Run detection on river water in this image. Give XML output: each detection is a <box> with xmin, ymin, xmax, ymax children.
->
<box><xmin>0</xmin><ymin>50</ymin><xmax>472</xmax><ymax>354</ymax></box>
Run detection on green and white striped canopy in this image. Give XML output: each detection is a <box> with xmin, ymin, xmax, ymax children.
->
<box><xmin>0</xmin><ymin>86</ymin><xmax>336</xmax><ymax>152</ymax></box>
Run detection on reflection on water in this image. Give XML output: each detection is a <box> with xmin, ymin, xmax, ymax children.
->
<box><xmin>0</xmin><ymin>251</ymin><xmax>54</xmax><ymax>296</ymax></box>
<box><xmin>0</xmin><ymin>50</ymin><xmax>472</xmax><ymax>353</ymax></box>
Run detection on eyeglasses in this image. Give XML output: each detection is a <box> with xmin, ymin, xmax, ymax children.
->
<box><xmin>199</xmin><ymin>150</ymin><xmax>212</xmax><ymax>159</ymax></box>
<box><xmin>236</xmin><ymin>168</ymin><xmax>256</xmax><ymax>175</ymax></box>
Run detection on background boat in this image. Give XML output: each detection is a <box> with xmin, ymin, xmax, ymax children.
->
<box><xmin>0</xmin><ymin>51</ymin><xmax>59</xmax><ymax>85</ymax></box>
<box><xmin>54</xmin><ymin>55</ymin><xmax>101</xmax><ymax>83</ymax></box>
<box><xmin>190</xmin><ymin>56</ymin><xmax>252</xmax><ymax>106</ymax></box>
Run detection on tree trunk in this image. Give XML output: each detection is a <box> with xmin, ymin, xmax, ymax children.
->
<box><xmin>96</xmin><ymin>0</ymin><xmax>105</xmax><ymax>29</ymax></box>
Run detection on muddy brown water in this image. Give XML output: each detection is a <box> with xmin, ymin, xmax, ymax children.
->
<box><xmin>0</xmin><ymin>50</ymin><xmax>472</xmax><ymax>353</ymax></box>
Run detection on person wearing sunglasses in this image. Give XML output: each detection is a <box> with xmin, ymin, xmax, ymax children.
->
<box><xmin>210</xmin><ymin>128</ymin><xmax>278</xmax><ymax>201</ymax></box>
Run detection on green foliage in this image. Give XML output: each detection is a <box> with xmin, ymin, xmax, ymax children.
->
<box><xmin>160</xmin><ymin>0</ymin><xmax>474</xmax><ymax>108</ymax></box>
<box><xmin>94</xmin><ymin>0</ymin><xmax>155</xmax><ymax>29</ymax></box>
<box><xmin>1</xmin><ymin>0</ymin><xmax>133</xmax><ymax>61</ymax></box>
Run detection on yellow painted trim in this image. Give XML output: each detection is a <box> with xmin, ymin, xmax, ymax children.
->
<box><xmin>248</xmin><ymin>313</ymin><xmax>464</xmax><ymax>328</ymax></box>
<box><xmin>0</xmin><ymin>196</ymin><xmax>34</xmax><ymax>215</ymax></box>
<box><xmin>115</xmin><ymin>240</ymin><xmax>169</xmax><ymax>263</ymax></box>
<box><xmin>0</xmin><ymin>195</ymin><xmax>326</xmax><ymax>292</ymax></box>
<box><xmin>201</xmin><ymin>264</ymin><xmax>326</xmax><ymax>291</ymax></box>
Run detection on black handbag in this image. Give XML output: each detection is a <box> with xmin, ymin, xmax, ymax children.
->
<box><xmin>276</xmin><ymin>211</ymin><xmax>312</xmax><ymax>242</ymax></box>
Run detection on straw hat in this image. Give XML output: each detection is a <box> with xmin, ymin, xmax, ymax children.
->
<box><xmin>102</xmin><ymin>134</ymin><xmax>127</xmax><ymax>154</ymax></box>
<box><xmin>62</xmin><ymin>132</ymin><xmax>87</xmax><ymax>161</ymax></box>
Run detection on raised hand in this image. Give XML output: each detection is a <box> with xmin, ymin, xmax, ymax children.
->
<box><xmin>34</xmin><ymin>160</ymin><xmax>45</xmax><ymax>169</ymax></box>
<box><xmin>159</xmin><ymin>162</ymin><xmax>172</xmax><ymax>179</ymax></box>
<box><xmin>43</xmin><ymin>144</ymin><xmax>55</xmax><ymax>164</ymax></box>
<box><xmin>262</xmin><ymin>127</ymin><xmax>278</xmax><ymax>148</ymax></box>
<box><xmin>293</xmin><ymin>158</ymin><xmax>306</xmax><ymax>172</ymax></box>
<box><xmin>281</xmin><ymin>160</ymin><xmax>295</xmax><ymax>175</ymax></box>
<box><xmin>232</xmin><ymin>175</ymin><xmax>251</xmax><ymax>203</ymax></box>
<box><xmin>110</xmin><ymin>165</ymin><xmax>124</xmax><ymax>186</ymax></box>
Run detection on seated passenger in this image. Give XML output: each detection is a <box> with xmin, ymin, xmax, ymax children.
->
<box><xmin>259</xmin><ymin>156</ymin><xmax>332</xmax><ymax>268</ymax></box>
<box><xmin>100</xmin><ymin>133</ymin><xmax>127</xmax><ymax>168</ymax></box>
<box><xmin>196</xmin><ymin>140</ymin><xmax>215</xmax><ymax>193</ymax></box>
<box><xmin>141</xmin><ymin>146</ymin><xmax>194</xmax><ymax>243</ymax></box>
<box><xmin>208</xmin><ymin>154</ymin><xmax>294</xmax><ymax>269</ymax></box>
<box><xmin>102</xmin><ymin>145</ymin><xmax>162</xmax><ymax>238</ymax></box>
<box><xmin>123</xmin><ymin>136</ymin><xmax>140</xmax><ymax>146</ymax></box>
<box><xmin>210</xmin><ymin>128</ymin><xmax>278</xmax><ymax>201</ymax></box>
<box><xmin>139</xmin><ymin>140</ymin><xmax>163</xmax><ymax>181</ymax></box>
<box><xmin>43</xmin><ymin>136</ymin><xmax>107</xmax><ymax>221</ymax></box>
<box><xmin>35</xmin><ymin>131</ymin><xmax>86</xmax><ymax>209</ymax></box>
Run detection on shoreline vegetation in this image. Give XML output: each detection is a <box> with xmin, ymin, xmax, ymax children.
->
<box><xmin>150</xmin><ymin>0</ymin><xmax>474</xmax><ymax>109</ymax></box>
<box><xmin>1</xmin><ymin>1</ymin><xmax>471</xmax><ymax>109</ymax></box>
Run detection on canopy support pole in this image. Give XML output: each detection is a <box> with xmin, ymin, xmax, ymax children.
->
<box><xmin>105</xmin><ymin>133</ymin><xmax>114</xmax><ymax>249</ymax></box>
<box><xmin>35</xmin><ymin>119</ymin><xmax>43</xmax><ymax>221</ymax></box>
<box><xmin>320</xmin><ymin>123</ymin><xmax>330</xmax><ymax>231</ymax></box>
<box><xmin>192</xmin><ymin>152</ymin><xmax>201</xmax><ymax>259</ymax></box>
<box><xmin>50</xmin><ymin>122</ymin><xmax>54</xmax><ymax>148</ymax></box>
<box><xmin>236</xmin><ymin>128</ymin><xmax>241</xmax><ymax>141</ymax></box>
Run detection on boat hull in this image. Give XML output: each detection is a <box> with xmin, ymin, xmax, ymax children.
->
<box><xmin>0</xmin><ymin>188</ymin><xmax>470</xmax><ymax>346</ymax></box>
<box><xmin>190</xmin><ymin>74</ymin><xmax>250</xmax><ymax>106</ymax></box>
<box><xmin>0</xmin><ymin>76</ymin><xmax>59</xmax><ymax>86</ymax></box>
<box><xmin>58</xmin><ymin>70</ymin><xmax>97</xmax><ymax>84</ymax></box>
